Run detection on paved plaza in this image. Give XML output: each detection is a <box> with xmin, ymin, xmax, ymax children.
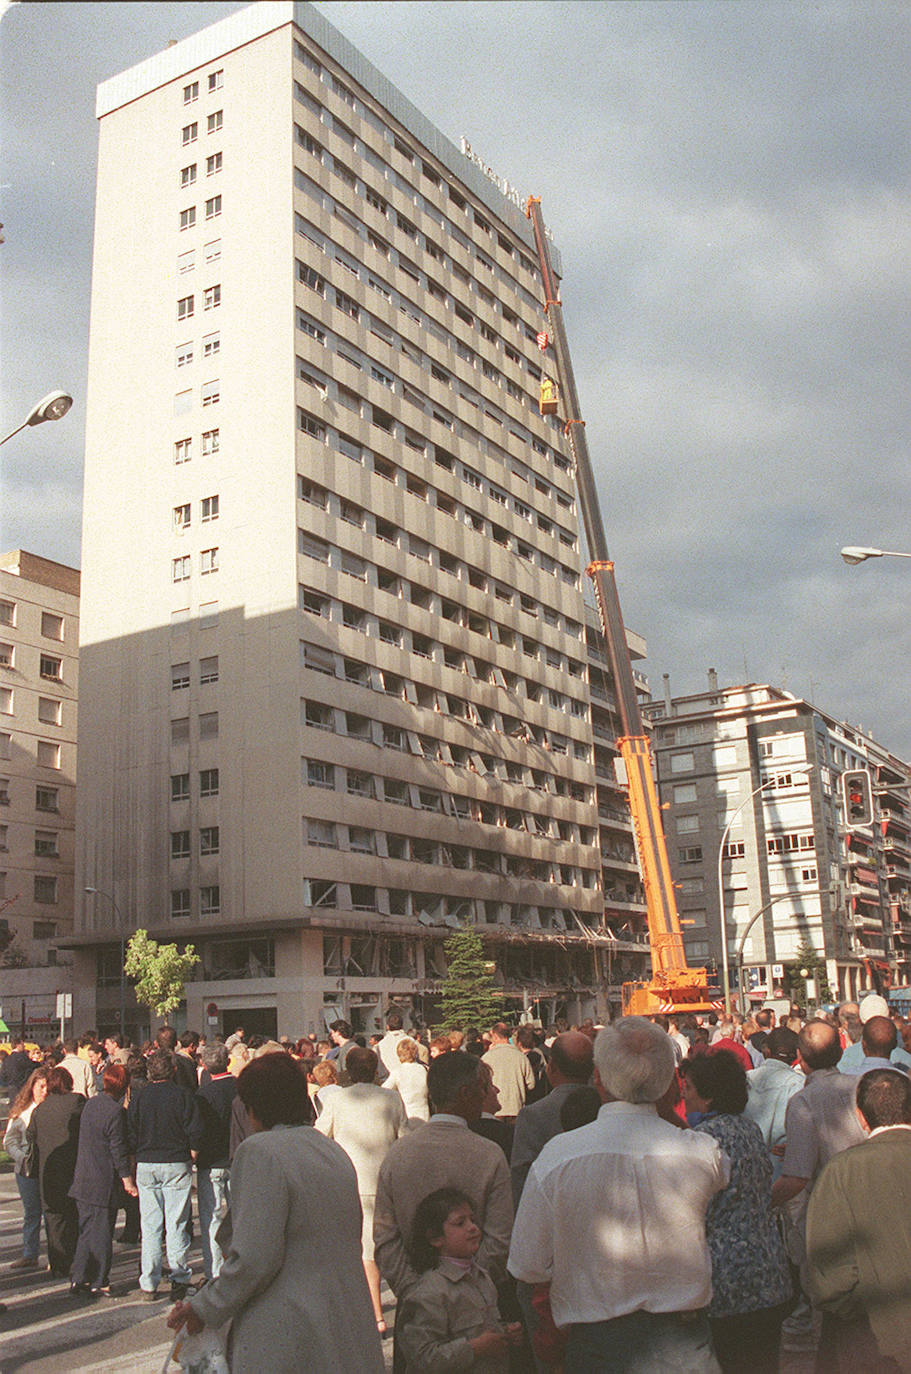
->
<box><xmin>0</xmin><ymin>1168</ymin><xmax>394</xmax><ymax>1372</ymax></box>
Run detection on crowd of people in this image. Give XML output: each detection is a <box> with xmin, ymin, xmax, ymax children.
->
<box><xmin>2</xmin><ymin>994</ymin><xmax>910</xmax><ymax>1371</ymax></box>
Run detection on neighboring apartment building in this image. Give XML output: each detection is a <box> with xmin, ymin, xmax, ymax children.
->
<box><xmin>644</xmin><ymin>677</ymin><xmax>911</xmax><ymax>1005</ymax></box>
<box><xmin>74</xmin><ymin>2</ymin><xmax>648</xmax><ymax>1038</ymax></box>
<box><xmin>0</xmin><ymin>551</ymin><xmax>78</xmax><ymax>1034</ymax></box>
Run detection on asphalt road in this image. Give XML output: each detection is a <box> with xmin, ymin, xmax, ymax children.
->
<box><xmin>0</xmin><ymin>1169</ymin><xmax>395</xmax><ymax>1372</ymax></box>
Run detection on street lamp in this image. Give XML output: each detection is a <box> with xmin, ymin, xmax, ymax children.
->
<box><xmin>841</xmin><ymin>546</ymin><xmax>911</xmax><ymax>566</ymax></box>
<box><xmin>85</xmin><ymin>886</ymin><xmax>127</xmax><ymax>1033</ymax></box>
<box><xmin>717</xmin><ymin>766</ymin><xmax>814</xmax><ymax>1013</ymax></box>
<box><xmin>0</xmin><ymin>390</ymin><xmax>73</xmax><ymax>446</ymax></box>
<box><xmin>734</xmin><ymin>885</ymin><xmax>835</xmax><ymax>1015</ymax></box>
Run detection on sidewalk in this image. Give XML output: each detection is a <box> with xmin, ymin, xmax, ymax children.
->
<box><xmin>0</xmin><ymin>1170</ymin><xmax>394</xmax><ymax>1371</ymax></box>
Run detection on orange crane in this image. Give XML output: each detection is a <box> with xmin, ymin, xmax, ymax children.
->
<box><xmin>526</xmin><ymin>197</ymin><xmax>718</xmax><ymax>1016</ymax></box>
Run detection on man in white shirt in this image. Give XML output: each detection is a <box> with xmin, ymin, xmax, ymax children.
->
<box><xmin>508</xmin><ymin>1016</ymin><xmax>729</xmax><ymax>1372</ymax></box>
<box><xmin>376</xmin><ymin>1009</ymin><xmax>409</xmax><ymax>1079</ymax></box>
<box><xmin>58</xmin><ymin>1038</ymin><xmax>96</xmax><ymax>1098</ymax></box>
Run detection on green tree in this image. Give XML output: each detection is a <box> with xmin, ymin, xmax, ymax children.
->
<box><xmin>439</xmin><ymin>924</ymin><xmax>503</xmax><ymax>1030</ymax></box>
<box><xmin>785</xmin><ymin>936</ymin><xmax>833</xmax><ymax>1012</ymax></box>
<box><xmin>124</xmin><ymin>929</ymin><xmax>199</xmax><ymax>1021</ymax></box>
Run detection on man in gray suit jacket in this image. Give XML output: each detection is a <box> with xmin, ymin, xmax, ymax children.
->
<box><xmin>808</xmin><ymin>1068</ymin><xmax>911</xmax><ymax>1369</ymax></box>
<box><xmin>511</xmin><ymin>1030</ymin><xmax>594</xmax><ymax>1205</ymax></box>
<box><xmin>374</xmin><ymin>1051</ymin><xmax>513</xmax><ymax>1300</ymax></box>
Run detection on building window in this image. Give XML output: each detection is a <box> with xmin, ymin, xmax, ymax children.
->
<box><xmin>180</xmin><ymin>163</ymin><xmax>197</xmax><ymax>187</ymax></box>
<box><xmin>670</xmin><ymin>752</ymin><xmax>695</xmax><ymax>774</ymax></box>
<box><xmin>39</xmin><ymin>655</ymin><xmax>62</xmax><ymax>681</ymax></box>
<box><xmin>678</xmin><ymin>846</ymin><xmax>703</xmax><ymax>863</ymax></box>
<box><xmin>183</xmin><ymin>81</ymin><xmax>199</xmax><ymax>104</ymax></box>
<box><xmin>171</xmin><ymin>662</ymin><xmax>190</xmax><ymax>691</ymax></box>
<box><xmin>307</xmin><ymin>819</ymin><xmax>337</xmax><ymax>849</ymax></box>
<box><xmin>34</xmin><ymin>875</ymin><xmax>57</xmax><ymax>904</ymax></box>
<box><xmin>200</xmin><ymin>548</ymin><xmax>218</xmax><ymax>575</ymax></box>
<box><xmin>34</xmin><ymin>830</ymin><xmax>58</xmax><ymax>857</ymax></box>
<box><xmin>173</xmin><ymin>503</ymin><xmax>191</xmax><ymax>530</ymax></box>
<box><xmin>205</xmin><ymin>194</ymin><xmax>222</xmax><ymax>220</ymax></box>
<box><xmin>0</xmin><ymin>645</ymin><xmax>12</xmax><ymax>670</ymax></box>
<box><xmin>305</xmin><ymin>759</ymin><xmax>334</xmax><ymax>789</ymax></box>
<box><xmin>298</xmin><ymin>410</ymin><xmax>326</xmax><ymax>441</ymax></box>
<box><xmin>176</xmin><ymin>343</ymin><xmax>193</xmax><ymax>368</ymax></box>
<box><xmin>41</xmin><ymin>613</ymin><xmax>63</xmax><ymax>641</ymax></box>
<box><xmin>335</xmin><ymin>290</ymin><xmax>359</xmax><ymax>320</ymax></box>
<box><xmin>199</xmin><ymin>712</ymin><xmax>218</xmax><ymax>739</ymax></box>
<box><xmin>182</xmin><ymin>122</ymin><xmax>198</xmax><ymax>145</ymax></box>
<box><xmin>175</xmin><ymin>437</ymin><xmax>192</xmax><ymax>464</ymax></box>
<box><xmin>37</xmin><ymin>739</ymin><xmax>60</xmax><ymax>769</ymax></box>
<box><xmin>0</xmin><ymin>600</ymin><xmax>14</xmax><ymax>627</ymax></box>
<box><xmin>0</xmin><ymin>732</ymin><xmax>9</xmax><ymax>758</ymax></box>
<box><xmin>200</xmin><ymin>767</ymin><xmax>219</xmax><ymax>797</ymax></box>
<box><xmin>38</xmin><ymin>697</ymin><xmax>62</xmax><ymax>726</ymax></box>
<box><xmin>177</xmin><ymin>295</ymin><xmax>194</xmax><ymax>320</ymax></box>
<box><xmin>171</xmin><ymin>889</ymin><xmax>191</xmax><ymax>918</ymax></box>
<box><xmin>171</xmin><ymin>773</ymin><xmax>190</xmax><ymax>801</ymax></box>
<box><xmin>207</xmin><ymin>110</ymin><xmax>223</xmax><ymax>134</ymax></box>
<box><xmin>171</xmin><ymin>718</ymin><xmax>190</xmax><ymax>744</ymax></box>
<box><xmin>202</xmin><ymin>379</ymin><xmax>220</xmax><ymax>406</ymax></box>
<box><xmin>298</xmin><ymin>263</ymin><xmax>325</xmax><ymax>295</ymax></box>
<box><xmin>208</xmin><ymin>69</ymin><xmax>223</xmax><ymax>91</ymax></box>
<box><xmin>200</xmin><ymin>885</ymin><xmax>220</xmax><ymax>915</ymax></box>
<box><xmin>205</xmin><ymin>238</ymin><xmax>221</xmax><ymax>264</ymax></box>
<box><xmin>202</xmin><ymin>429</ymin><xmax>219</xmax><ymax>455</ymax></box>
<box><xmin>200</xmin><ymin>655</ymin><xmax>219</xmax><ymax>685</ymax></box>
<box><xmin>171</xmin><ymin>830</ymin><xmax>191</xmax><ymax>859</ymax></box>
<box><xmin>200</xmin><ymin>825</ymin><xmax>220</xmax><ymax>856</ymax></box>
<box><xmin>35</xmin><ymin>785</ymin><xmax>58</xmax><ymax>811</ymax></box>
<box><xmin>180</xmin><ymin>206</ymin><xmax>196</xmax><ymax>231</ymax></box>
<box><xmin>203</xmin><ymin>284</ymin><xmax>221</xmax><ymax>310</ymax></box>
<box><xmin>172</xmin><ymin>556</ymin><xmax>191</xmax><ymax>582</ymax></box>
<box><xmin>203</xmin><ymin>331</ymin><xmax>220</xmax><ymax>358</ymax></box>
<box><xmin>0</xmin><ymin>777</ymin><xmax>9</xmax><ymax>804</ymax></box>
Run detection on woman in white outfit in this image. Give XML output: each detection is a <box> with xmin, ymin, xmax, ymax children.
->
<box><xmin>383</xmin><ymin>1037</ymin><xmax>430</xmax><ymax>1121</ymax></box>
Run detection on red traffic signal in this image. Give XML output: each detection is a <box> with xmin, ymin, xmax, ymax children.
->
<box><xmin>842</xmin><ymin>768</ymin><xmax>874</xmax><ymax>829</ymax></box>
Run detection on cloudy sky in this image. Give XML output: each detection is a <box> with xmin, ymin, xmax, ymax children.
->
<box><xmin>3</xmin><ymin>1</ymin><xmax>911</xmax><ymax>750</ymax></box>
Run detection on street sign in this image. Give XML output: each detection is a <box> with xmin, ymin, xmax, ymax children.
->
<box><xmin>55</xmin><ymin>992</ymin><xmax>72</xmax><ymax>1019</ymax></box>
<box><xmin>772</xmin><ymin>963</ymin><xmax>784</xmax><ymax>979</ymax></box>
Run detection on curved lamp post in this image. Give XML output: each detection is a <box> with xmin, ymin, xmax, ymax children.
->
<box><xmin>717</xmin><ymin>766</ymin><xmax>814</xmax><ymax>1012</ymax></box>
<box><xmin>85</xmin><ymin>886</ymin><xmax>127</xmax><ymax>1032</ymax></box>
<box><xmin>735</xmin><ymin>885</ymin><xmax>835</xmax><ymax>1014</ymax></box>
<box><xmin>0</xmin><ymin>390</ymin><xmax>73</xmax><ymax>446</ymax></box>
<box><xmin>841</xmin><ymin>546</ymin><xmax>911</xmax><ymax>566</ymax></box>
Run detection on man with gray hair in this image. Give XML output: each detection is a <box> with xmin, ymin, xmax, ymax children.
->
<box><xmin>508</xmin><ymin>1017</ymin><xmax>730</xmax><ymax>1371</ymax></box>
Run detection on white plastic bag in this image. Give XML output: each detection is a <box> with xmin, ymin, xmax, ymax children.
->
<box><xmin>162</xmin><ymin>1324</ymin><xmax>229</xmax><ymax>1374</ymax></box>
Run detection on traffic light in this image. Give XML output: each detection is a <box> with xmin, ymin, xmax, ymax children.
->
<box><xmin>842</xmin><ymin>768</ymin><xmax>874</xmax><ymax>829</ymax></box>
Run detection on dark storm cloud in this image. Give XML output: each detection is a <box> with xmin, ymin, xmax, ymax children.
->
<box><xmin>3</xmin><ymin>0</ymin><xmax>910</xmax><ymax>751</ymax></box>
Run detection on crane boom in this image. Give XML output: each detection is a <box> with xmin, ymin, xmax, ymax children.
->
<box><xmin>525</xmin><ymin>197</ymin><xmax>715</xmax><ymax>1013</ymax></box>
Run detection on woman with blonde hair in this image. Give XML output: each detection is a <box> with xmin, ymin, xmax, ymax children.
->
<box><xmin>383</xmin><ymin>1037</ymin><xmax>430</xmax><ymax>1121</ymax></box>
<box><xmin>3</xmin><ymin>1065</ymin><xmax>51</xmax><ymax>1270</ymax></box>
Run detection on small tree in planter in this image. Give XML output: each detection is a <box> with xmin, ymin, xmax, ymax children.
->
<box><xmin>124</xmin><ymin>929</ymin><xmax>200</xmax><ymax>1023</ymax></box>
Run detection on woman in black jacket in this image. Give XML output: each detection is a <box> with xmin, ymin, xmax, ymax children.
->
<box><xmin>69</xmin><ymin>1062</ymin><xmax>138</xmax><ymax>1295</ymax></box>
<box><xmin>27</xmin><ymin>1065</ymin><xmax>85</xmax><ymax>1277</ymax></box>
